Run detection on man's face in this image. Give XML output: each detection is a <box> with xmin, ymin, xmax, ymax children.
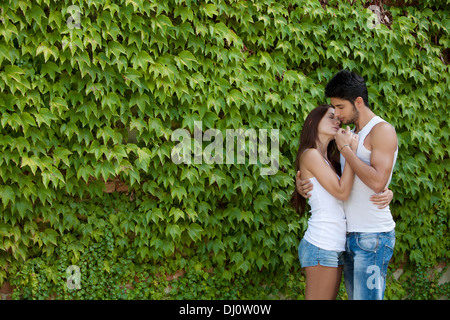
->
<box><xmin>330</xmin><ymin>97</ymin><xmax>358</xmax><ymax>125</ymax></box>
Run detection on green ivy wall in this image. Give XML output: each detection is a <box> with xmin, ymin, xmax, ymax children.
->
<box><xmin>0</xmin><ymin>0</ymin><xmax>448</xmax><ymax>299</ymax></box>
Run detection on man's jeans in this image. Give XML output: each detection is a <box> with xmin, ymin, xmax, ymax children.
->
<box><xmin>343</xmin><ymin>230</ymin><xmax>395</xmax><ymax>300</ymax></box>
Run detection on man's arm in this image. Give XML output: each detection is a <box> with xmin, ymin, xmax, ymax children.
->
<box><xmin>338</xmin><ymin>123</ymin><xmax>397</xmax><ymax>193</ymax></box>
<box><xmin>296</xmin><ymin>171</ymin><xmax>313</xmax><ymax>198</ymax></box>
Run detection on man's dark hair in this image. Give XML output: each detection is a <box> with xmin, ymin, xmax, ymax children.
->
<box><xmin>325</xmin><ymin>70</ymin><xmax>370</xmax><ymax>108</ymax></box>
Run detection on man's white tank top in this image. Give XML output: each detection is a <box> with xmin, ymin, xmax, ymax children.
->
<box><xmin>304</xmin><ymin>157</ymin><xmax>346</xmax><ymax>252</ymax></box>
<box><xmin>340</xmin><ymin>116</ymin><xmax>398</xmax><ymax>232</ymax></box>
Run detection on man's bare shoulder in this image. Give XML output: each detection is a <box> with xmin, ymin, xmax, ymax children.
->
<box><xmin>372</xmin><ymin>121</ymin><xmax>397</xmax><ymax>137</ymax></box>
<box><xmin>370</xmin><ymin>121</ymin><xmax>398</xmax><ymax>150</ymax></box>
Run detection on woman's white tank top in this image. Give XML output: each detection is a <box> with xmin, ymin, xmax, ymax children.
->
<box><xmin>303</xmin><ymin>158</ymin><xmax>346</xmax><ymax>252</ymax></box>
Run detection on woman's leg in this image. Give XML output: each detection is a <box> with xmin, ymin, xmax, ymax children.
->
<box><xmin>304</xmin><ymin>265</ymin><xmax>343</xmax><ymax>300</ymax></box>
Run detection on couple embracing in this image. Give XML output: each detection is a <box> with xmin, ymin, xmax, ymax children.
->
<box><xmin>291</xmin><ymin>70</ymin><xmax>398</xmax><ymax>300</ymax></box>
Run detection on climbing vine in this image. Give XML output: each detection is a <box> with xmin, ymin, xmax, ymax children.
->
<box><xmin>0</xmin><ymin>0</ymin><xmax>448</xmax><ymax>299</ymax></box>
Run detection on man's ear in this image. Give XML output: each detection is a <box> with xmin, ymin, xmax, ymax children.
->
<box><xmin>354</xmin><ymin>96</ymin><xmax>365</xmax><ymax>109</ymax></box>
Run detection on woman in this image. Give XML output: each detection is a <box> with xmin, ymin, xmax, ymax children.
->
<box><xmin>291</xmin><ymin>105</ymin><xmax>392</xmax><ymax>300</ymax></box>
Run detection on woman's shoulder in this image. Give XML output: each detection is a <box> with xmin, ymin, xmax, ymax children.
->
<box><xmin>299</xmin><ymin>148</ymin><xmax>324</xmax><ymax>179</ymax></box>
<box><xmin>300</xmin><ymin>148</ymin><xmax>322</xmax><ymax>163</ymax></box>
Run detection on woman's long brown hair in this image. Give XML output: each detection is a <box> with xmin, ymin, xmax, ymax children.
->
<box><xmin>291</xmin><ymin>104</ymin><xmax>341</xmax><ymax>216</ymax></box>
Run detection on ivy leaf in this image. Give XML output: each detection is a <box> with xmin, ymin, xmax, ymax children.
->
<box><xmin>131</xmin><ymin>51</ymin><xmax>155</xmax><ymax>71</ymax></box>
<box><xmin>12</xmin><ymin>198</ymin><xmax>33</xmax><ymax>218</ymax></box>
<box><xmin>48</xmin><ymin>9</ymin><xmax>62</xmax><ymax>29</ymax></box>
<box><xmin>186</xmin><ymin>223</ymin><xmax>203</xmax><ymax>242</ymax></box>
<box><xmin>169</xmin><ymin>207</ymin><xmax>185</xmax><ymax>222</ymax></box>
<box><xmin>137</xmin><ymin>246</ymin><xmax>149</xmax><ymax>260</ymax></box>
<box><xmin>233</xmin><ymin>176</ymin><xmax>253</xmax><ymax>197</ymax></box>
<box><xmin>162</xmin><ymin>240</ymin><xmax>175</xmax><ymax>255</ymax></box>
<box><xmin>50</xmin><ymin>97</ymin><xmax>69</xmax><ymax>116</ymax></box>
<box><xmin>203</xmin><ymin>3</ymin><xmax>218</xmax><ymax>18</ymax></box>
<box><xmin>254</xmin><ymin>195</ymin><xmax>271</xmax><ymax>213</ymax></box>
<box><xmin>166</xmin><ymin>224</ymin><xmax>182</xmax><ymax>240</ymax></box>
<box><xmin>225</xmin><ymin>207</ymin><xmax>241</xmax><ymax>222</ymax></box>
<box><xmin>226</xmin><ymin>89</ymin><xmax>245</xmax><ymax>108</ymax></box>
<box><xmin>174</xmin><ymin>6</ymin><xmax>194</xmax><ymax>22</ymax></box>
<box><xmin>77</xmin><ymin>164</ymin><xmax>94</xmax><ymax>183</ymax></box>
<box><xmin>152</xmin><ymin>14</ymin><xmax>173</xmax><ymax>34</ymax></box>
<box><xmin>21</xmin><ymin>155</ymin><xmax>42</xmax><ymax>175</ymax></box>
<box><xmin>179</xmin><ymin>168</ymin><xmax>196</xmax><ymax>184</ymax></box>
<box><xmin>113</xmin><ymin>145</ymin><xmax>128</xmax><ymax>163</ymax></box>
<box><xmin>19</xmin><ymin>112</ymin><xmax>36</xmax><ymax>134</ymax></box>
<box><xmin>237</xmin><ymin>260</ymin><xmax>251</xmax><ymax>274</ymax></box>
<box><xmin>128</xmin><ymin>167</ymin><xmax>141</xmax><ymax>187</ymax></box>
<box><xmin>68</xmin><ymin>241</ymin><xmax>84</xmax><ymax>261</ymax></box>
<box><xmin>26</xmin><ymin>4</ymin><xmax>46</xmax><ymax>25</ymax></box>
<box><xmin>171</xmin><ymin>185</ymin><xmax>187</xmax><ymax>202</ymax></box>
<box><xmin>12</xmin><ymin>243</ymin><xmax>28</xmax><ymax>261</ymax></box>
<box><xmin>101</xmin><ymin>91</ymin><xmax>122</xmax><ymax>111</ymax></box>
<box><xmin>36</xmin><ymin>43</ymin><xmax>59</xmax><ymax>63</ymax></box>
<box><xmin>107</xmin><ymin>42</ymin><xmax>126</xmax><ymax>59</ymax></box>
<box><xmin>175</xmin><ymin>50</ymin><xmax>197</xmax><ymax>70</ymax></box>
<box><xmin>5</xmin><ymin>65</ymin><xmax>24</xmax><ymax>82</ymax></box>
<box><xmin>136</xmin><ymin>148</ymin><xmax>152</xmax><ymax>172</ymax></box>
<box><xmin>0</xmin><ymin>185</ymin><xmax>15</xmax><ymax>208</ymax></box>
<box><xmin>54</xmin><ymin>147</ymin><xmax>72</xmax><ymax>167</ymax></box>
<box><xmin>94</xmin><ymin>162</ymin><xmax>116</xmax><ymax>182</ymax></box>
<box><xmin>259</xmin><ymin>52</ymin><xmax>274</xmax><ymax>72</ymax></box>
<box><xmin>123</xmin><ymin>69</ymin><xmax>144</xmax><ymax>88</ymax></box>
<box><xmin>42</xmin><ymin>229</ymin><xmax>59</xmax><ymax>246</ymax></box>
<box><xmin>209</xmin><ymin>169</ymin><xmax>227</xmax><ymax>188</ymax></box>
<box><xmin>231</xmin><ymin>251</ymin><xmax>244</xmax><ymax>264</ymax></box>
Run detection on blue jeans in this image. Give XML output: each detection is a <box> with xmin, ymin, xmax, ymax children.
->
<box><xmin>298</xmin><ymin>239</ymin><xmax>344</xmax><ymax>268</ymax></box>
<box><xmin>343</xmin><ymin>230</ymin><xmax>395</xmax><ymax>300</ymax></box>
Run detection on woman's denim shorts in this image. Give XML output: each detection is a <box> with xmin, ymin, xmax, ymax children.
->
<box><xmin>298</xmin><ymin>239</ymin><xmax>344</xmax><ymax>268</ymax></box>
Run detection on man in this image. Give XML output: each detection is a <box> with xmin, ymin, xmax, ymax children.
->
<box><xmin>296</xmin><ymin>70</ymin><xmax>398</xmax><ymax>300</ymax></box>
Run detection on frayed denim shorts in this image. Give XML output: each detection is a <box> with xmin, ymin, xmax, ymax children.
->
<box><xmin>298</xmin><ymin>239</ymin><xmax>344</xmax><ymax>268</ymax></box>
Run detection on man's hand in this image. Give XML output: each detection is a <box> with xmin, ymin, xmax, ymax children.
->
<box><xmin>370</xmin><ymin>188</ymin><xmax>394</xmax><ymax>209</ymax></box>
<box><xmin>350</xmin><ymin>132</ymin><xmax>359</xmax><ymax>152</ymax></box>
<box><xmin>296</xmin><ymin>170</ymin><xmax>313</xmax><ymax>198</ymax></box>
<box><xmin>335</xmin><ymin>126</ymin><xmax>353</xmax><ymax>151</ymax></box>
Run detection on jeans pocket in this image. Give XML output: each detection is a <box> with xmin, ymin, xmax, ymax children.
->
<box><xmin>381</xmin><ymin>237</ymin><xmax>395</xmax><ymax>276</ymax></box>
<box><xmin>356</xmin><ymin>234</ymin><xmax>379</xmax><ymax>252</ymax></box>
